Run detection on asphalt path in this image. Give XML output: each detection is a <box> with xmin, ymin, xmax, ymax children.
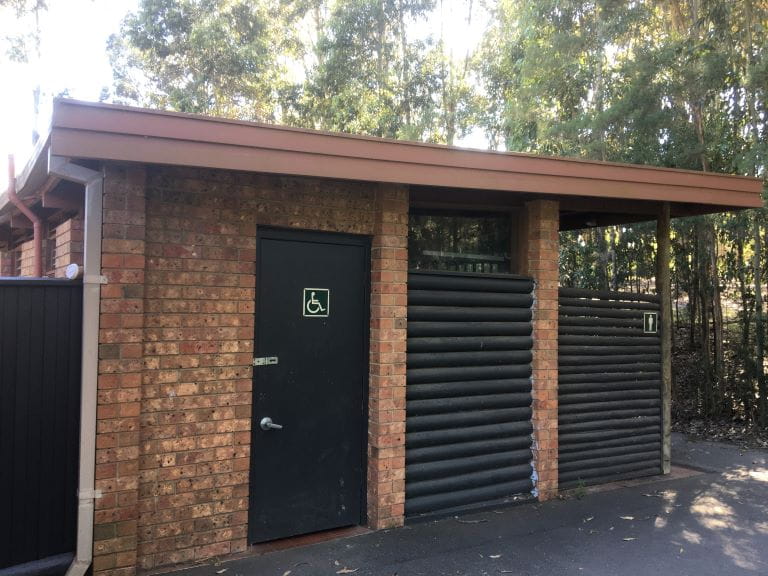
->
<box><xmin>169</xmin><ymin>433</ymin><xmax>768</xmax><ymax>576</ymax></box>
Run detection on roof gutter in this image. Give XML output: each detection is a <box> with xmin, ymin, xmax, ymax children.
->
<box><xmin>6</xmin><ymin>155</ymin><xmax>43</xmax><ymax>276</ymax></box>
<box><xmin>48</xmin><ymin>154</ymin><xmax>104</xmax><ymax>576</ymax></box>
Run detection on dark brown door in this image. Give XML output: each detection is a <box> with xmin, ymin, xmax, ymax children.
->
<box><xmin>248</xmin><ymin>228</ymin><xmax>370</xmax><ymax>543</ymax></box>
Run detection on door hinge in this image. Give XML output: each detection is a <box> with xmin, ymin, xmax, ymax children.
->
<box><xmin>253</xmin><ymin>356</ymin><xmax>279</xmax><ymax>367</ymax></box>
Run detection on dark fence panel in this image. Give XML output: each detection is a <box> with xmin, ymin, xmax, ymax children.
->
<box><xmin>0</xmin><ymin>280</ymin><xmax>82</xmax><ymax>570</ymax></box>
<box><xmin>406</xmin><ymin>271</ymin><xmax>534</xmax><ymax>518</ymax></box>
<box><xmin>558</xmin><ymin>288</ymin><xmax>662</xmax><ymax>489</ymax></box>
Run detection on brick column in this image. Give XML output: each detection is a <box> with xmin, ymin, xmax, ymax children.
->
<box><xmin>524</xmin><ymin>199</ymin><xmax>559</xmax><ymax>501</ymax></box>
<box><xmin>17</xmin><ymin>238</ymin><xmax>36</xmax><ymax>276</ymax></box>
<box><xmin>0</xmin><ymin>249</ymin><xmax>13</xmax><ymax>276</ymax></box>
<box><xmin>53</xmin><ymin>216</ymin><xmax>84</xmax><ymax>277</ymax></box>
<box><xmin>93</xmin><ymin>166</ymin><xmax>147</xmax><ymax>576</ymax></box>
<box><xmin>367</xmin><ymin>184</ymin><xmax>408</xmax><ymax>529</ymax></box>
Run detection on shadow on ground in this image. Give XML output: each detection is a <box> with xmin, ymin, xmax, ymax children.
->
<box><xmin>166</xmin><ymin>433</ymin><xmax>768</xmax><ymax>576</ymax></box>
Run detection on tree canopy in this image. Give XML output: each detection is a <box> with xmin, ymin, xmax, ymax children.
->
<box><xmin>8</xmin><ymin>0</ymin><xmax>768</xmax><ymax>428</ymax></box>
<box><xmin>108</xmin><ymin>0</ymin><xmax>768</xmax><ymax>428</ymax></box>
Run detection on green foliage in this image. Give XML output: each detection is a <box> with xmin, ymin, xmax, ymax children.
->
<box><xmin>5</xmin><ymin>0</ymin><xmax>765</xmax><ymax>425</ymax></box>
<box><xmin>1</xmin><ymin>0</ymin><xmax>46</xmax><ymax>63</ymax></box>
<box><xmin>302</xmin><ymin>0</ymin><xmax>433</xmax><ymax>136</ymax></box>
<box><xmin>108</xmin><ymin>0</ymin><xmax>481</xmax><ymax>144</ymax></box>
<box><xmin>478</xmin><ymin>0</ymin><xmax>767</xmax><ymax>425</ymax></box>
<box><xmin>559</xmin><ymin>223</ymin><xmax>656</xmax><ymax>292</ymax></box>
<box><xmin>108</xmin><ymin>0</ymin><xmax>305</xmax><ymax>121</ymax></box>
<box><xmin>302</xmin><ymin>0</ymin><xmax>477</xmax><ymax>143</ymax></box>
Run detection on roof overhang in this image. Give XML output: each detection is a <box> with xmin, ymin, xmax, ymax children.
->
<box><xmin>2</xmin><ymin>98</ymin><xmax>764</xmax><ymax>231</ymax></box>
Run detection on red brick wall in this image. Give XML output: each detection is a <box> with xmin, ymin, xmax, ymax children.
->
<box><xmin>92</xmin><ymin>166</ymin><xmax>409</xmax><ymax>574</ymax></box>
<box><xmin>93</xmin><ymin>165</ymin><xmax>147</xmax><ymax>576</ymax></box>
<box><xmin>524</xmin><ymin>199</ymin><xmax>559</xmax><ymax>501</ymax></box>
<box><xmin>16</xmin><ymin>237</ymin><xmax>36</xmax><ymax>276</ymax></box>
<box><xmin>0</xmin><ymin>248</ymin><xmax>13</xmax><ymax>276</ymax></box>
<box><xmin>0</xmin><ymin>216</ymin><xmax>82</xmax><ymax>278</ymax></box>
<box><xmin>52</xmin><ymin>216</ymin><xmax>84</xmax><ymax>277</ymax></box>
<box><xmin>367</xmin><ymin>185</ymin><xmax>408</xmax><ymax>529</ymax></box>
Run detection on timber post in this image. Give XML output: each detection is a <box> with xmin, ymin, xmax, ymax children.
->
<box><xmin>657</xmin><ymin>202</ymin><xmax>672</xmax><ymax>474</ymax></box>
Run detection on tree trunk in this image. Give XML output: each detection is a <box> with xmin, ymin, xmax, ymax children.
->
<box><xmin>657</xmin><ymin>203</ymin><xmax>672</xmax><ymax>473</ymax></box>
<box><xmin>688</xmin><ymin>230</ymin><xmax>698</xmax><ymax>350</ymax></box>
<box><xmin>710</xmin><ymin>225</ymin><xmax>724</xmax><ymax>406</ymax></box>
<box><xmin>736</xmin><ymin>230</ymin><xmax>753</xmax><ymax>419</ymax></box>
<box><xmin>595</xmin><ymin>227</ymin><xmax>609</xmax><ymax>291</ymax></box>
<box><xmin>609</xmin><ymin>227</ymin><xmax>618</xmax><ymax>291</ymax></box>
<box><xmin>696</xmin><ymin>220</ymin><xmax>713</xmax><ymax>416</ymax></box>
<box><xmin>758</xmin><ymin>218</ymin><xmax>767</xmax><ymax>427</ymax></box>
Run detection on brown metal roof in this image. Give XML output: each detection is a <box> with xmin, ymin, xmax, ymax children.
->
<box><xmin>10</xmin><ymin>98</ymin><xmax>767</xmax><ymax>215</ymax></box>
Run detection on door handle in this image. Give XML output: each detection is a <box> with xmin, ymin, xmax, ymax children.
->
<box><xmin>260</xmin><ymin>417</ymin><xmax>283</xmax><ymax>431</ymax></box>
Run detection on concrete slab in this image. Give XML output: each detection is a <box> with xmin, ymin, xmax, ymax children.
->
<box><xmin>160</xmin><ymin>433</ymin><xmax>768</xmax><ymax>576</ymax></box>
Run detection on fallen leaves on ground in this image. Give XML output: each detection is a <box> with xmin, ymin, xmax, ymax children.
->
<box><xmin>672</xmin><ymin>332</ymin><xmax>768</xmax><ymax>450</ymax></box>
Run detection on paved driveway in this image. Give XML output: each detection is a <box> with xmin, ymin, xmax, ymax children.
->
<box><xmin>169</xmin><ymin>434</ymin><xmax>768</xmax><ymax>576</ymax></box>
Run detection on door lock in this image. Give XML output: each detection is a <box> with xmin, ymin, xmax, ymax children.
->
<box><xmin>260</xmin><ymin>417</ymin><xmax>283</xmax><ymax>431</ymax></box>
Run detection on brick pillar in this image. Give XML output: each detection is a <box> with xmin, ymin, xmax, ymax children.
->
<box><xmin>18</xmin><ymin>238</ymin><xmax>36</xmax><ymax>276</ymax></box>
<box><xmin>367</xmin><ymin>184</ymin><xmax>408</xmax><ymax>529</ymax></box>
<box><xmin>93</xmin><ymin>165</ymin><xmax>147</xmax><ymax>576</ymax></box>
<box><xmin>53</xmin><ymin>216</ymin><xmax>84</xmax><ymax>277</ymax></box>
<box><xmin>0</xmin><ymin>249</ymin><xmax>13</xmax><ymax>276</ymax></box>
<box><xmin>524</xmin><ymin>199</ymin><xmax>559</xmax><ymax>501</ymax></box>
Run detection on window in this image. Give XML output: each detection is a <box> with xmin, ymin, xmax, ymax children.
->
<box><xmin>408</xmin><ymin>212</ymin><xmax>512</xmax><ymax>273</ymax></box>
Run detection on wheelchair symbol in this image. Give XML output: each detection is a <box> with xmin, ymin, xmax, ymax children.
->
<box><xmin>303</xmin><ymin>288</ymin><xmax>329</xmax><ymax>317</ymax></box>
<box><xmin>306</xmin><ymin>292</ymin><xmax>326</xmax><ymax>314</ymax></box>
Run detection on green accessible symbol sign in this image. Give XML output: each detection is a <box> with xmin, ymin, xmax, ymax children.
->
<box><xmin>303</xmin><ymin>288</ymin><xmax>329</xmax><ymax>317</ymax></box>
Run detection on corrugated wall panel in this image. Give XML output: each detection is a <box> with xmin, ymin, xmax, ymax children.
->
<box><xmin>0</xmin><ymin>280</ymin><xmax>82</xmax><ymax>570</ymax></box>
<box><xmin>558</xmin><ymin>288</ymin><xmax>662</xmax><ymax>489</ymax></box>
<box><xmin>406</xmin><ymin>271</ymin><xmax>534</xmax><ymax>518</ymax></box>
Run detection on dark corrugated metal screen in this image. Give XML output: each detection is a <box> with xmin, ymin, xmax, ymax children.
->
<box><xmin>406</xmin><ymin>271</ymin><xmax>534</xmax><ymax>517</ymax></box>
<box><xmin>558</xmin><ymin>288</ymin><xmax>662</xmax><ymax>489</ymax></box>
<box><xmin>0</xmin><ymin>280</ymin><xmax>82</xmax><ymax>569</ymax></box>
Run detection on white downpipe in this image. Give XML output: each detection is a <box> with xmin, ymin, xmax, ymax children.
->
<box><xmin>49</xmin><ymin>155</ymin><xmax>104</xmax><ymax>576</ymax></box>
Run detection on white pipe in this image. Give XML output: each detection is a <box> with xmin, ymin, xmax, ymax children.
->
<box><xmin>49</xmin><ymin>155</ymin><xmax>104</xmax><ymax>576</ymax></box>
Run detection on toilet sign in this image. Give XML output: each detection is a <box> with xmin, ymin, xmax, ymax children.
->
<box><xmin>643</xmin><ymin>311</ymin><xmax>659</xmax><ymax>334</ymax></box>
<box><xmin>303</xmin><ymin>288</ymin><xmax>329</xmax><ymax>317</ymax></box>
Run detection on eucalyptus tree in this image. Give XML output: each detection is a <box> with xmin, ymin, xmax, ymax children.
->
<box><xmin>1</xmin><ymin>0</ymin><xmax>46</xmax><ymax>143</ymax></box>
<box><xmin>108</xmin><ymin>0</ymin><xmax>306</xmax><ymax>121</ymax></box>
<box><xmin>302</xmin><ymin>0</ymin><xmax>438</xmax><ymax>139</ymax></box>
<box><xmin>1</xmin><ymin>0</ymin><xmax>46</xmax><ymax>62</ymax></box>
<box><xmin>479</xmin><ymin>0</ymin><xmax>767</xmax><ymax>424</ymax></box>
<box><xmin>102</xmin><ymin>0</ymin><xmax>768</xmax><ymax>425</ymax></box>
<box><xmin>477</xmin><ymin>0</ymin><xmax>649</xmax><ymax>158</ymax></box>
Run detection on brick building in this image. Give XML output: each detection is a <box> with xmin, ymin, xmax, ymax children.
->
<box><xmin>0</xmin><ymin>99</ymin><xmax>762</xmax><ymax>576</ymax></box>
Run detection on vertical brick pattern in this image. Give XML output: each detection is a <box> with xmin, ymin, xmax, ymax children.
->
<box><xmin>123</xmin><ymin>168</ymin><xmax>407</xmax><ymax>571</ymax></box>
<box><xmin>524</xmin><ymin>199</ymin><xmax>559</xmax><ymax>501</ymax></box>
<box><xmin>53</xmin><ymin>216</ymin><xmax>84</xmax><ymax>277</ymax></box>
<box><xmin>137</xmin><ymin>169</ymin><xmax>259</xmax><ymax>570</ymax></box>
<box><xmin>93</xmin><ymin>165</ymin><xmax>147</xmax><ymax>576</ymax></box>
<box><xmin>17</xmin><ymin>238</ymin><xmax>36</xmax><ymax>276</ymax></box>
<box><xmin>367</xmin><ymin>185</ymin><xmax>408</xmax><ymax>529</ymax></box>
<box><xmin>0</xmin><ymin>248</ymin><xmax>13</xmax><ymax>276</ymax></box>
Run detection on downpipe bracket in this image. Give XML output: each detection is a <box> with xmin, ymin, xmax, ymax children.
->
<box><xmin>83</xmin><ymin>275</ymin><xmax>108</xmax><ymax>285</ymax></box>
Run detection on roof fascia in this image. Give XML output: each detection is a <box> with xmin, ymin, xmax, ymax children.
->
<box><xmin>49</xmin><ymin>99</ymin><xmax>764</xmax><ymax>210</ymax></box>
